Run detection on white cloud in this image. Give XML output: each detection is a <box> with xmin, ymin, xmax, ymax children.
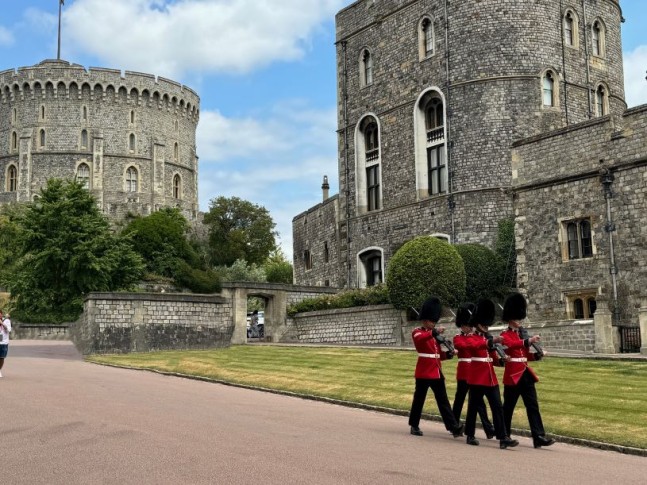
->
<box><xmin>62</xmin><ymin>0</ymin><xmax>344</xmax><ymax>78</ymax></box>
<box><xmin>624</xmin><ymin>45</ymin><xmax>647</xmax><ymax>108</ymax></box>
<box><xmin>0</xmin><ymin>26</ymin><xmax>14</xmax><ymax>46</ymax></box>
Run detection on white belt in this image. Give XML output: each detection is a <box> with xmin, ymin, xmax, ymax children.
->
<box><xmin>418</xmin><ymin>353</ymin><xmax>440</xmax><ymax>358</ymax></box>
<box><xmin>458</xmin><ymin>358</ymin><xmax>472</xmax><ymax>362</ymax></box>
<box><xmin>509</xmin><ymin>358</ymin><xmax>528</xmax><ymax>363</ymax></box>
<box><xmin>471</xmin><ymin>357</ymin><xmax>493</xmax><ymax>362</ymax></box>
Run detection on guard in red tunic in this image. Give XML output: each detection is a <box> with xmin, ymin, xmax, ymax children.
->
<box><xmin>464</xmin><ymin>299</ymin><xmax>518</xmax><ymax>449</ymax></box>
<box><xmin>500</xmin><ymin>293</ymin><xmax>555</xmax><ymax>449</ymax></box>
<box><xmin>408</xmin><ymin>296</ymin><xmax>464</xmax><ymax>438</ymax></box>
<box><xmin>452</xmin><ymin>302</ymin><xmax>495</xmax><ymax>439</ymax></box>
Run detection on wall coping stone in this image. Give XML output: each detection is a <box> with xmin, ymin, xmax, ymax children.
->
<box><xmin>292</xmin><ymin>304</ymin><xmax>400</xmax><ymax>318</ymax></box>
<box><xmin>84</xmin><ymin>292</ymin><xmax>227</xmax><ymax>304</ymax></box>
<box><xmin>222</xmin><ymin>282</ymin><xmax>340</xmax><ymax>293</ymax></box>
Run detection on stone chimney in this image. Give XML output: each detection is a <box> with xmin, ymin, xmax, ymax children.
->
<box><xmin>322</xmin><ymin>175</ymin><xmax>330</xmax><ymax>201</ymax></box>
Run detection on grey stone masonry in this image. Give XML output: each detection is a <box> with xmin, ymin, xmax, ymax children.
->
<box><xmin>11</xmin><ymin>323</ymin><xmax>70</xmax><ymax>340</ymax></box>
<box><xmin>71</xmin><ymin>292</ymin><xmax>232</xmax><ymax>354</ymax></box>
<box><xmin>0</xmin><ymin>59</ymin><xmax>199</xmax><ymax>222</ymax></box>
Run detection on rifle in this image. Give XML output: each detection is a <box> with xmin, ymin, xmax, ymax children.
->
<box><xmin>484</xmin><ymin>331</ymin><xmax>508</xmax><ymax>366</ymax></box>
<box><xmin>410</xmin><ymin>307</ymin><xmax>455</xmax><ymax>357</ymax></box>
<box><xmin>518</xmin><ymin>326</ymin><xmax>544</xmax><ymax>360</ymax></box>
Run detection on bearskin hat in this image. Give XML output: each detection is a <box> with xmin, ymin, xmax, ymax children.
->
<box><xmin>419</xmin><ymin>296</ymin><xmax>442</xmax><ymax>322</ymax></box>
<box><xmin>502</xmin><ymin>293</ymin><xmax>527</xmax><ymax>321</ymax></box>
<box><xmin>455</xmin><ymin>302</ymin><xmax>476</xmax><ymax>328</ymax></box>
<box><xmin>471</xmin><ymin>299</ymin><xmax>496</xmax><ymax>327</ymax></box>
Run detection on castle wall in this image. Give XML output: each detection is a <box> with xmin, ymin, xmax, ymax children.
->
<box><xmin>0</xmin><ymin>60</ymin><xmax>199</xmax><ymax>221</ymax></box>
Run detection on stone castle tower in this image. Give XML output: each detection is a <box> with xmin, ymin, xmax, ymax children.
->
<box><xmin>0</xmin><ymin>59</ymin><xmax>200</xmax><ymax>220</ymax></box>
<box><xmin>293</xmin><ymin>0</ymin><xmax>624</xmax><ymax>288</ymax></box>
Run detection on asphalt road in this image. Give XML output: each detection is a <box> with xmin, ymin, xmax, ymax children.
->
<box><xmin>1</xmin><ymin>340</ymin><xmax>644</xmax><ymax>485</ymax></box>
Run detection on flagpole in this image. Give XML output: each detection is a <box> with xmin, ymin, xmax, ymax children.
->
<box><xmin>57</xmin><ymin>0</ymin><xmax>63</xmax><ymax>60</ymax></box>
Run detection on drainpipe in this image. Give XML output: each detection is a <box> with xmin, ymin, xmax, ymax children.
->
<box><xmin>581</xmin><ymin>0</ymin><xmax>593</xmax><ymax>118</ymax></box>
<box><xmin>600</xmin><ymin>167</ymin><xmax>619</xmax><ymax>324</ymax></box>
<box><xmin>341</xmin><ymin>40</ymin><xmax>352</xmax><ymax>288</ymax></box>
<box><xmin>444</xmin><ymin>0</ymin><xmax>455</xmax><ymax>241</ymax></box>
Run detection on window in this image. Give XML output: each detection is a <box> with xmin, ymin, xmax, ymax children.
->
<box><xmin>415</xmin><ymin>90</ymin><xmax>446</xmax><ymax>198</ymax></box>
<box><xmin>364</xmin><ymin>120</ymin><xmax>379</xmax><ymax>162</ymax></box>
<box><xmin>563</xmin><ymin>218</ymin><xmax>593</xmax><ymax>260</ymax></box>
<box><xmin>11</xmin><ymin>131</ymin><xmax>17</xmax><ymax>152</ymax></box>
<box><xmin>130</xmin><ymin>110</ymin><xmax>135</xmax><ymax>124</ymax></box>
<box><xmin>82</xmin><ymin>106</ymin><xmax>88</xmax><ymax>121</ymax></box>
<box><xmin>6</xmin><ymin>165</ymin><xmax>17</xmax><ymax>192</ymax></box>
<box><xmin>173</xmin><ymin>174</ymin><xmax>181</xmax><ymax>199</ymax></box>
<box><xmin>360</xmin><ymin>49</ymin><xmax>373</xmax><ymax>87</ymax></box>
<box><xmin>324</xmin><ymin>241</ymin><xmax>329</xmax><ymax>263</ymax></box>
<box><xmin>565</xmin><ymin>292</ymin><xmax>597</xmax><ymax>319</ymax></box>
<box><xmin>40</xmin><ymin>105</ymin><xmax>46</xmax><ymax>121</ymax></box>
<box><xmin>39</xmin><ymin>129</ymin><xmax>46</xmax><ymax>149</ymax></box>
<box><xmin>304</xmin><ymin>250</ymin><xmax>313</xmax><ymax>270</ymax></box>
<box><xmin>419</xmin><ymin>17</ymin><xmax>435</xmax><ymax>59</ymax></box>
<box><xmin>81</xmin><ymin>129</ymin><xmax>88</xmax><ymax>149</ymax></box>
<box><xmin>174</xmin><ymin>142</ymin><xmax>179</xmax><ymax>161</ymax></box>
<box><xmin>126</xmin><ymin>166</ymin><xmax>138</xmax><ymax>192</ymax></box>
<box><xmin>174</xmin><ymin>120</ymin><xmax>179</xmax><ymax>132</ymax></box>
<box><xmin>424</xmin><ymin>97</ymin><xmax>444</xmax><ymax>140</ymax></box>
<box><xmin>358</xmin><ymin>248</ymin><xmax>383</xmax><ymax>288</ymax></box>
<box><xmin>367</xmin><ymin>165</ymin><xmax>380</xmax><ymax>211</ymax></box>
<box><xmin>129</xmin><ymin>133</ymin><xmax>136</xmax><ymax>152</ymax></box>
<box><xmin>428</xmin><ymin>146</ymin><xmax>447</xmax><ymax>195</ymax></box>
<box><xmin>563</xmin><ymin>11</ymin><xmax>579</xmax><ymax>48</ymax></box>
<box><xmin>542</xmin><ymin>71</ymin><xmax>557</xmax><ymax>107</ymax></box>
<box><xmin>595</xmin><ymin>84</ymin><xmax>608</xmax><ymax>117</ymax></box>
<box><xmin>12</xmin><ymin>108</ymin><xmax>16</xmax><ymax>124</ymax></box>
<box><xmin>592</xmin><ymin>20</ymin><xmax>605</xmax><ymax>57</ymax></box>
<box><xmin>76</xmin><ymin>163</ymin><xmax>90</xmax><ymax>189</ymax></box>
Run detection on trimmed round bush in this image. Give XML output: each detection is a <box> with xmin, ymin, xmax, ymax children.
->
<box><xmin>454</xmin><ymin>243</ymin><xmax>505</xmax><ymax>302</ymax></box>
<box><xmin>386</xmin><ymin>236</ymin><xmax>466</xmax><ymax>310</ymax></box>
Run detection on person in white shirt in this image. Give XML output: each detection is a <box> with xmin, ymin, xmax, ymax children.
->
<box><xmin>0</xmin><ymin>311</ymin><xmax>11</xmax><ymax>378</ymax></box>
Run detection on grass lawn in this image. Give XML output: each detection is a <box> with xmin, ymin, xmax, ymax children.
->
<box><xmin>88</xmin><ymin>346</ymin><xmax>647</xmax><ymax>449</ymax></box>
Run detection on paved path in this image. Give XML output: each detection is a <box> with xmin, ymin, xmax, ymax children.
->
<box><xmin>1</xmin><ymin>341</ymin><xmax>644</xmax><ymax>485</ymax></box>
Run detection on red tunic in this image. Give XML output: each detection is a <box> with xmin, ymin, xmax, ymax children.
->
<box><xmin>412</xmin><ymin>327</ymin><xmax>448</xmax><ymax>379</ymax></box>
<box><xmin>465</xmin><ymin>332</ymin><xmax>501</xmax><ymax>387</ymax></box>
<box><xmin>453</xmin><ymin>332</ymin><xmax>474</xmax><ymax>382</ymax></box>
<box><xmin>500</xmin><ymin>328</ymin><xmax>539</xmax><ymax>386</ymax></box>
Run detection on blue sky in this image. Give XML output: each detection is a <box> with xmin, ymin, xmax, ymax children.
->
<box><xmin>2</xmin><ymin>0</ymin><xmax>647</xmax><ymax>261</ymax></box>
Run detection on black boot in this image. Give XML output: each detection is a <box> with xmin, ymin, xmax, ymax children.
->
<box><xmin>452</xmin><ymin>423</ymin><xmax>464</xmax><ymax>438</ymax></box>
<box><xmin>466</xmin><ymin>436</ymin><xmax>480</xmax><ymax>446</ymax></box>
<box><xmin>410</xmin><ymin>426</ymin><xmax>423</xmax><ymax>436</ymax></box>
<box><xmin>500</xmin><ymin>437</ymin><xmax>519</xmax><ymax>449</ymax></box>
<box><xmin>533</xmin><ymin>435</ymin><xmax>555</xmax><ymax>448</ymax></box>
<box><xmin>484</xmin><ymin>427</ymin><xmax>495</xmax><ymax>439</ymax></box>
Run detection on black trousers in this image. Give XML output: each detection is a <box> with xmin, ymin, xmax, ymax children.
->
<box><xmin>465</xmin><ymin>384</ymin><xmax>507</xmax><ymax>440</ymax></box>
<box><xmin>409</xmin><ymin>376</ymin><xmax>460</xmax><ymax>431</ymax></box>
<box><xmin>453</xmin><ymin>379</ymin><xmax>494</xmax><ymax>434</ymax></box>
<box><xmin>503</xmin><ymin>369</ymin><xmax>546</xmax><ymax>438</ymax></box>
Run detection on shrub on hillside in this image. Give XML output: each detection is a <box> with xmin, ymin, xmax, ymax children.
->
<box><xmin>287</xmin><ymin>284</ymin><xmax>390</xmax><ymax>316</ymax></box>
<box><xmin>454</xmin><ymin>243</ymin><xmax>505</xmax><ymax>302</ymax></box>
<box><xmin>386</xmin><ymin>236</ymin><xmax>465</xmax><ymax>310</ymax></box>
<box><xmin>175</xmin><ymin>261</ymin><xmax>222</xmax><ymax>294</ymax></box>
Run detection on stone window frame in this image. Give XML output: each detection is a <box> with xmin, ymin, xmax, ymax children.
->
<box><xmin>80</xmin><ymin>129</ymin><xmax>89</xmax><ymax>150</ymax></box>
<box><xmin>11</xmin><ymin>108</ymin><xmax>17</xmax><ymax>124</ymax></box>
<box><xmin>10</xmin><ymin>131</ymin><xmax>18</xmax><ymax>152</ymax></box>
<box><xmin>429</xmin><ymin>232</ymin><xmax>451</xmax><ymax>243</ymax></box>
<box><xmin>563</xmin><ymin>8</ymin><xmax>580</xmax><ymax>49</ymax></box>
<box><xmin>125</xmin><ymin>165</ymin><xmax>140</xmax><ymax>193</ymax></box>
<box><xmin>174</xmin><ymin>142</ymin><xmax>179</xmax><ymax>162</ymax></box>
<box><xmin>558</xmin><ymin>216</ymin><xmax>595</xmax><ymax>262</ymax></box>
<box><xmin>303</xmin><ymin>249</ymin><xmax>313</xmax><ymax>271</ymax></box>
<box><xmin>594</xmin><ymin>82</ymin><xmax>609</xmax><ymax>117</ymax></box>
<box><xmin>354</xmin><ymin>113</ymin><xmax>383</xmax><ymax>214</ymax></box>
<box><xmin>418</xmin><ymin>15</ymin><xmax>436</xmax><ymax>61</ymax></box>
<box><xmin>591</xmin><ymin>18</ymin><xmax>606</xmax><ymax>58</ymax></box>
<box><xmin>75</xmin><ymin>161</ymin><xmax>91</xmax><ymax>189</ymax></box>
<box><xmin>39</xmin><ymin>104</ymin><xmax>46</xmax><ymax>122</ymax></box>
<box><xmin>172</xmin><ymin>173</ymin><xmax>182</xmax><ymax>199</ymax></box>
<box><xmin>357</xmin><ymin>247</ymin><xmax>384</xmax><ymax>288</ymax></box>
<box><xmin>413</xmin><ymin>87</ymin><xmax>447</xmax><ymax>199</ymax></box>
<box><xmin>562</xmin><ymin>289</ymin><xmax>598</xmax><ymax>320</ymax></box>
<box><xmin>82</xmin><ymin>105</ymin><xmax>88</xmax><ymax>122</ymax></box>
<box><xmin>38</xmin><ymin>129</ymin><xmax>46</xmax><ymax>150</ymax></box>
<box><xmin>5</xmin><ymin>164</ymin><xmax>18</xmax><ymax>192</ymax></box>
<box><xmin>128</xmin><ymin>133</ymin><xmax>136</xmax><ymax>153</ymax></box>
<box><xmin>540</xmin><ymin>68</ymin><xmax>560</xmax><ymax>109</ymax></box>
<box><xmin>359</xmin><ymin>48</ymin><xmax>374</xmax><ymax>88</ymax></box>
<box><xmin>130</xmin><ymin>110</ymin><xmax>136</xmax><ymax>125</ymax></box>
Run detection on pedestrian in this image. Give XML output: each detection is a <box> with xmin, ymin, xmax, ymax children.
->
<box><xmin>463</xmin><ymin>299</ymin><xmax>518</xmax><ymax>449</ymax></box>
<box><xmin>500</xmin><ymin>293</ymin><xmax>555</xmax><ymax>449</ymax></box>
<box><xmin>0</xmin><ymin>311</ymin><xmax>11</xmax><ymax>378</ymax></box>
<box><xmin>452</xmin><ymin>302</ymin><xmax>495</xmax><ymax>439</ymax></box>
<box><xmin>408</xmin><ymin>296</ymin><xmax>464</xmax><ymax>438</ymax></box>
<box><xmin>249</xmin><ymin>310</ymin><xmax>260</xmax><ymax>338</ymax></box>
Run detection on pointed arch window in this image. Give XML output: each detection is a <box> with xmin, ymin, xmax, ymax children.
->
<box><xmin>542</xmin><ymin>71</ymin><xmax>557</xmax><ymax>107</ymax></box>
<box><xmin>414</xmin><ymin>91</ymin><xmax>446</xmax><ymax>198</ymax></box>
<box><xmin>563</xmin><ymin>11</ymin><xmax>580</xmax><ymax>48</ymax></box>
<box><xmin>358</xmin><ymin>116</ymin><xmax>381</xmax><ymax>212</ymax></box>
<box><xmin>11</xmin><ymin>131</ymin><xmax>17</xmax><ymax>152</ymax></box>
<box><xmin>173</xmin><ymin>174</ymin><xmax>181</xmax><ymax>199</ymax></box>
<box><xmin>129</xmin><ymin>133</ymin><xmax>136</xmax><ymax>152</ymax></box>
<box><xmin>126</xmin><ymin>166</ymin><xmax>138</xmax><ymax>192</ymax></box>
<box><xmin>81</xmin><ymin>129</ymin><xmax>89</xmax><ymax>149</ymax></box>
<box><xmin>595</xmin><ymin>85</ymin><xmax>608</xmax><ymax>117</ymax></box>
<box><xmin>40</xmin><ymin>105</ymin><xmax>46</xmax><ymax>121</ymax></box>
<box><xmin>419</xmin><ymin>17</ymin><xmax>435</xmax><ymax>59</ymax></box>
<box><xmin>76</xmin><ymin>163</ymin><xmax>90</xmax><ymax>189</ymax></box>
<box><xmin>360</xmin><ymin>49</ymin><xmax>374</xmax><ymax>87</ymax></box>
<box><xmin>7</xmin><ymin>165</ymin><xmax>17</xmax><ymax>192</ymax></box>
<box><xmin>130</xmin><ymin>110</ymin><xmax>135</xmax><ymax>124</ymax></box>
<box><xmin>592</xmin><ymin>20</ymin><xmax>605</xmax><ymax>57</ymax></box>
<box><xmin>174</xmin><ymin>142</ymin><xmax>179</xmax><ymax>162</ymax></box>
<box><xmin>82</xmin><ymin>106</ymin><xmax>88</xmax><ymax>121</ymax></box>
<box><xmin>39</xmin><ymin>129</ymin><xmax>46</xmax><ymax>149</ymax></box>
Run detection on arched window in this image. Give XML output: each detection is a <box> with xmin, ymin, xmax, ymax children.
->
<box><xmin>129</xmin><ymin>133</ymin><xmax>136</xmax><ymax>152</ymax></box>
<box><xmin>126</xmin><ymin>166</ymin><xmax>138</xmax><ymax>192</ymax></box>
<box><xmin>6</xmin><ymin>165</ymin><xmax>17</xmax><ymax>192</ymax></box>
<box><xmin>360</xmin><ymin>49</ymin><xmax>374</xmax><ymax>87</ymax></box>
<box><xmin>542</xmin><ymin>71</ymin><xmax>557</xmax><ymax>107</ymax></box>
<box><xmin>76</xmin><ymin>163</ymin><xmax>90</xmax><ymax>189</ymax></box>
<box><xmin>12</xmin><ymin>108</ymin><xmax>17</xmax><ymax>124</ymax></box>
<box><xmin>11</xmin><ymin>131</ymin><xmax>17</xmax><ymax>151</ymax></box>
<box><xmin>39</xmin><ymin>129</ymin><xmax>46</xmax><ymax>148</ymax></box>
<box><xmin>357</xmin><ymin>248</ymin><xmax>384</xmax><ymax>288</ymax></box>
<box><xmin>174</xmin><ymin>142</ymin><xmax>179</xmax><ymax>161</ymax></box>
<box><xmin>564</xmin><ymin>12</ymin><xmax>574</xmax><ymax>46</ymax></box>
<box><xmin>414</xmin><ymin>89</ymin><xmax>447</xmax><ymax>198</ymax></box>
<box><xmin>40</xmin><ymin>105</ymin><xmax>46</xmax><ymax>120</ymax></box>
<box><xmin>419</xmin><ymin>17</ymin><xmax>434</xmax><ymax>59</ymax></box>
<box><xmin>359</xmin><ymin>116</ymin><xmax>381</xmax><ymax>212</ymax></box>
<box><xmin>595</xmin><ymin>84</ymin><xmax>608</xmax><ymax>117</ymax></box>
<box><xmin>82</xmin><ymin>106</ymin><xmax>88</xmax><ymax>121</ymax></box>
<box><xmin>130</xmin><ymin>110</ymin><xmax>135</xmax><ymax>124</ymax></box>
<box><xmin>81</xmin><ymin>129</ymin><xmax>88</xmax><ymax>149</ymax></box>
<box><xmin>592</xmin><ymin>20</ymin><xmax>605</xmax><ymax>57</ymax></box>
<box><xmin>173</xmin><ymin>174</ymin><xmax>181</xmax><ymax>199</ymax></box>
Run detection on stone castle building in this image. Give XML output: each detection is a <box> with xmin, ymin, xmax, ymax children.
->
<box><xmin>0</xmin><ymin>59</ymin><xmax>199</xmax><ymax>221</ymax></box>
<box><xmin>293</xmin><ymin>0</ymin><xmax>646</xmax><ymax>345</ymax></box>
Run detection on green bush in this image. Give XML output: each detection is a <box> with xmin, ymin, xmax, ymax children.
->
<box><xmin>265</xmin><ymin>260</ymin><xmax>293</xmax><ymax>284</ymax></box>
<box><xmin>454</xmin><ymin>243</ymin><xmax>505</xmax><ymax>302</ymax></box>
<box><xmin>287</xmin><ymin>284</ymin><xmax>390</xmax><ymax>316</ymax></box>
<box><xmin>386</xmin><ymin>236</ymin><xmax>465</xmax><ymax>310</ymax></box>
<box><xmin>175</xmin><ymin>261</ymin><xmax>222</xmax><ymax>294</ymax></box>
<box><xmin>495</xmin><ymin>218</ymin><xmax>516</xmax><ymax>288</ymax></box>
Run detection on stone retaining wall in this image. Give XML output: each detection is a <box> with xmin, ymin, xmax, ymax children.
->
<box><xmin>11</xmin><ymin>323</ymin><xmax>70</xmax><ymax>340</ymax></box>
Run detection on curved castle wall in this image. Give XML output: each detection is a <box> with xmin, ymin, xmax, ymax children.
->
<box><xmin>0</xmin><ymin>59</ymin><xmax>200</xmax><ymax>220</ymax></box>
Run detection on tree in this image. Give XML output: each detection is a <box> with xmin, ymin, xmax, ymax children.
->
<box><xmin>264</xmin><ymin>248</ymin><xmax>293</xmax><ymax>284</ymax></box>
<box><xmin>2</xmin><ymin>179</ymin><xmax>144</xmax><ymax>322</ymax></box>
<box><xmin>454</xmin><ymin>243</ymin><xmax>505</xmax><ymax>302</ymax></box>
<box><xmin>203</xmin><ymin>196</ymin><xmax>277</xmax><ymax>266</ymax></box>
<box><xmin>386</xmin><ymin>236</ymin><xmax>466</xmax><ymax>311</ymax></box>
<box><xmin>495</xmin><ymin>218</ymin><xmax>517</xmax><ymax>288</ymax></box>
